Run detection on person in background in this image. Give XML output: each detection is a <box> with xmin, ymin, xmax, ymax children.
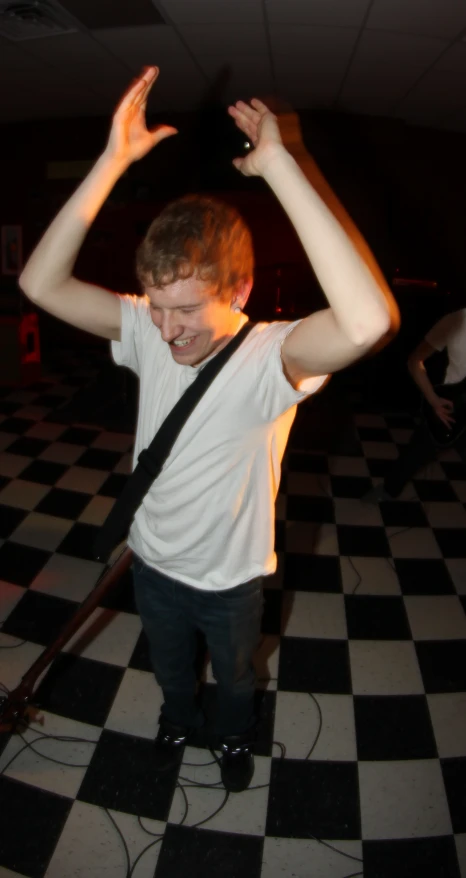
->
<box><xmin>19</xmin><ymin>66</ymin><xmax>398</xmax><ymax>792</ymax></box>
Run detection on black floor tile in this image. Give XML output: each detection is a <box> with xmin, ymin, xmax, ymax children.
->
<box><xmin>441</xmin><ymin>461</ymin><xmax>466</xmax><ymax>481</ymax></box>
<box><xmin>0</xmin><ymin>401</ymin><xmax>20</xmax><ymax>416</ymax></box>
<box><xmin>35</xmin><ymin>487</ymin><xmax>92</xmax><ymax>520</ymax></box>
<box><xmin>261</xmin><ymin>589</ymin><xmax>283</xmax><ymax>635</ymax></box>
<box><xmin>253</xmin><ymin>689</ymin><xmax>276</xmax><ymax>757</ymax></box>
<box><xmin>0</xmin><ymin>776</ymin><xmax>72</xmax><ymax>878</ymax></box>
<box><xmin>0</xmin><ymin>417</ymin><xmax>36</xmax><ymax>434</ymax></box>
<box><xmin>379</xmin><ymin>500</ymin><xmax>428</xmax><ymax>527</ymax></box>
<box><xmin>366</xmin><ymin>458</ymin><xmax>397</xmax><ymax>477</ymax></box>
<box><xmin>0</xmin><ymin>541</ymin><xmax>51</xmax><ymax>586</ymax></box>
<box><xmin>337</xmin><ymin>525</ymin><xmax>390</xmax><ymax>557</ymax></box>
<box><xmin>266</xmin><ymin>758</ymin><xmax>360</xmax><ymax>839</ymax></box>
<box><xmin>156</xmin><ymin>825</ymin><xmax>263</xmax><ymax>878</ymax></box>
<box><xmin>1</xmin><ymin>589</ymin><xmax>78</xmax><ymax>645</ymax></box>
<box><xmin>433</xmin><ymin>528</ymin><xmax>466</xmax><ymax>558</ymax></box>
<box><xmin>363</xmin><ymin>836</ymin><xmax>460</xmax><ymax>878</ymax></box>
<box><xmin>441</xmin><ymin>757</ymin><xmax>466</xmax><ymax>833</ymax></box>
<box><xmin>384</xmin><ymin>415</ymin><xmax>416</xmax><ymax>429</ymax></box>
<box><xmin>354</xmin><ymin>695</ymin><xmax>437</xmax><ymax>760</ymax></box>
<box><xmin>414</xmin><ymin>479</ymin><xmax>458</xmax><ymax>502</ymax></box>
<box><xmin>78</xmin><ymin>729</ymin><xmax>178</xmax><ymax>821</ymax></box>
<box><xmin>97</xmin><ymin>473</ymin><xmax>129</xmax><ymax>498</ymax></box>
<box><xmin>19</xmin><ymin>459</ymin><xmax>68</xmax><ymax>486</ymax></box>
<box><xmin>5</xmin><ymin>436</ymin><xmax>50</xmax><ymax>457</ymax></box>
<box><xmin>0</xmin><ymin>504</ymin><xmax>27</xmax><ymax>538</ymax></box>
<box><xmin>128</xmin><ymin>629</ymin><xmax>153</xmax><ymax>672</ymax></box>
<box><xmin>35</xmin><ymin>653</ymin><xmax>124</xmax><ymax>725</ymax></box>
<box><xmin>394</xmin><ymin>558</ymin><xmax>455</xmax><ymax>595</ymax></box>
<box><xmin>278</xmin><ymin>637</ymin><xmax>351</xmax><ymax>694</ymax></box>
<box><xmin>98</xmin><ymin>567</ymin><xmax>138</xmax><ymax>614</ymax></box>
<box><xmin>283</xmin><ymin>553</ymin><xmax>342</xmax><ymax>592</ymax></box>
<box><xmin>357</xmin><ymin>427</ymin><xmax>393</xmax><ymax>441</ymax></box>
<box><xmin>416</xmin><ymin>640</ymin><xmax>466</xmax><ymax>692</ymax></box>
<box><xmin>59</xmin><ymin>427</ymin><xmax>101</xmax><ymax>445</ymax></box>
<box><xmin>57</xmin><ymin>521</ymin><xmax>102</xmax><ymax>560</ymax></box>
<box><xmin>0</xmin><ymin>474</ymin><xmax>10</xmax><ymax>492</ymax></box>
<box><xmin>75</xmin><ymin>448</ymin><xmax>123</xmax><ymax>470</ymax></box>
<box><xmin>287</xmin><ymin>452</ymin><xmax>328</xmax><ymax>473</ymax></box>
<box><xmin>345</xmin><ymin>595</ymin><xmax>411</xmax><ymax>640</ymax></box>
<box><xmin>330</xmin><ymin>475</ymin><xmax>372</xmax><ymax>498</ymax></box>
<box><xmin>33</xmin><ymin>393</ymin><xmax>72</xmax><ymax>407</ymax></box>
<box><xmin>286</xmin><ymin>495</ymin><xmax>334</xmax><ymax>523</ymax></box>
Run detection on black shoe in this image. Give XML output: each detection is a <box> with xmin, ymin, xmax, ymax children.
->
<box><xmin>219</xmin><ymin>734</ymin><xmax>255</xmax><ymax>792</ymax></box>
<box><xmin>153</xmin><ymin>719</ymin><xmax>188</xmax><ymax>772</ymax></box>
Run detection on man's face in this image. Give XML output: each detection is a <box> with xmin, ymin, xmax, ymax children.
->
<box><xmin>146</xmin><ymin>276</ymin><xmax>243</xmax><ymax>367</ymax></box>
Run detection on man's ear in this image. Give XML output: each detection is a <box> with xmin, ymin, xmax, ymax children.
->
<box><xmin>231</xmin><ymin>277</ymin><xmax>253</xmax><ymax>311</ymax></box>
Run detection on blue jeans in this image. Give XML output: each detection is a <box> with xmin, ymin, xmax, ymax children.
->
<box><xmin>132</xmin><ymin>557</ymin><xmax>264</xmax><ymax>737</ymax></box>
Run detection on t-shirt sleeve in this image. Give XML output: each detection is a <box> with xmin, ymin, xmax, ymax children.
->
<box><xmin>111</xmin><ymin>294</ymin><xmax>153</xmax><ymax>376</ymax></box>
<box><xmin>425</xmin><ymin>312</ymin><xmax>459</xmax><ymax>353</ymax></box>
<box><xmin>254</xmin><ymin>320</ymin><xmax>328</xmax><ymax>422</ymax></box>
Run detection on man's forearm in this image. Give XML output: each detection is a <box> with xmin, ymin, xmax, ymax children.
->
<box><xmin>408</xmin><ymin>360</ymin><xmax>438</xmax><ymax>406</ymax></box>
<box><xmin>20</xmin><ymin>152</ymin><xmax>127</xmax><ymax>301</ymax></box>
<box><xmin>261</xmin><ymin>146</ymin><xmax>398</xmax><ymax>346</ymax></box>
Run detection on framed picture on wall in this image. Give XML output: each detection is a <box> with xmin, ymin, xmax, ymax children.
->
<box><xmin>1</xmin><ymin>225</ymin><xmax>23</xmax><ymax>275</ymax></box>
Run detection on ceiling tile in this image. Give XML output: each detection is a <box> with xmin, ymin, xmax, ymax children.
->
<box><xmin>270</xmin><ymin>23</ymin><xmax>358</xmax><ymax>56</ymax></box>
<box><xmin>367</xmin><ymin>0</ymin><xmax>466</xmax><ymax>39</ymax></box>
<box><xmin>175</xmin><ymin>22</ymin><xmax>268</xmax><ymax>54</ymax></box>
<box><xmin>155</xmin><ymin>0</ymin><xmax>264</xmax><ymax>23</ymax></box>
<box><xmin>435</xmin><ymin>42</ymin><xmax>466</xmax><ymax>72</ymax></box>
<box><xmin>196</xmin><ymin>55</ymin><xmax>274</xmax><ymax>103</ymax></box>
<box><xmin>397</xmin><ymin>68</ymin><xmax>466</xmax><ymax>120</ymax></box>
<box><xmin>60</xmin><ymin>0</ymin><xmax>165</xmax><ymax>28</ymax></box>
<box><xmin>265</xmin><ymin>0</ymin><xmax>370</xmax><ymax>28</ymax></box>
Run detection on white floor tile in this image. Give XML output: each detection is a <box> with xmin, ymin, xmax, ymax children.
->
<box><xmin>446</xmin><ymin>559</ymin><xmax>466</xmax><ymax>595</ymax></box>
<box><xmin>359</xmin><ymin>759</ymin><xmax>452</xmax><ymax>840</ymax></box>
<box><xmin>25</xmin><ymin>422</ymin><xmax>66</xmax><ymax>441</ymax></box>
<box><xmin>0</xmin><ymin>581</ymin><xmax>26</xmax><ymax>624</ymax></box>
<box><xmin>286</xmin><ymin>471</ymin><xmax>331</xmax><ymax>497</ymax></box>
<box><xmin>78</xmin><ymin>495</ymin><xmax>116</xmax><ymax>526</ymax></box>
<box><xmin>45</xmin><ymin>801</ymin><xmax>165</xmax><ymax>878</ymax></box>
<box><xmin>56</xmin><ymin>466</ymin><xmax>108</xmax><ymax>494</ymax></box>
<box><xmin>428</xmin><ymin>694</ymin><xmax>466</xmax><ymax>759</ymax></box>
<box><xmin>0</xmin><ymin>712</ymin><xmax>101</xmax><ymax>799</ymax></box>
<box><xmin>170</xmin><ymin>751</ymin><xmax>271</xmax><ymax>835</ymax></box>
<box><xmin>30</xmin><ymin>553</ymin><xmax>105</xmax><ymax>603</ymax></box>
<box><xmin>437</xmin><ymin>447</ymin><xmax>461</xmax><ymax>462</ymax></box>
<box><xmin>285</xmin><ymin>522</ymin><xmax>339</xmax><ymax>555</ymax></box>
<box><xmin>361</xmin><ymin>441</ymin><xmax>398</xmax><ymax>459</ymax></box>
<box><xmin>0</xmin><ymin>638</ymin><xmax>44</xmax><ymax>690</ymax></box>
<box><xmin>340</xmin><ymin>556</ymin><xmax>401</xmax><ymax>595</ymax></box>
<box><xmin>387</xmin><ymin>526</ymin><xmax>442</xmax><ymax>559</ymax></box>
<box><xmin>262</xmin><ymin>837</ymin><xmax>363</xmax><ymax>878</ymax></box>
<box><xmin>334</xmin><ymin>497</ymin><xmax>383</xmax><ymax>527</ymax></box>
<box><xmin>328</xmin><ymin>456</ymin><xmax>370</xmax><ymax>477</ymax></box>
<box><xmin>14</xmin><ymin>406</ymin><xmax>50</xmax><ymax>421</ymax></box>
<box><xmin>0</xmin><ymin>867</ymin><xmax>31</xmax><ymax>877</ymax></box>
<box><xmin>91</xmin><ymin>432</ymin><xmax>133</xmax><ymax>452</ymax></box>
<box><xmin>0</xmin><ymin>453</ymin><xmax>32</xmax><ymax>479</ymax></box>
<box><xmin>114</xmin><ymin>453</ymin><xmax>133</xmax><ymax>475</ymax></box>
<box><xmin>451</xmin><ymin>480</ymin><xmax>466</xmax><ymax>502</ymax></box>
<box><xmin>0</xmin><ymin>432</ymin><xmax>16</xmax><ymax>452</ymax></box>
<box><xmin>10</xmin><ymin>512</ymin><xmax>73</xmax><ymax>552</ymax></box>
<box><xmin>354</xmin><ymin>414</ymin><xmax>387</xmax><ymax>427</ymax></box>
<box><xmin>349</xmin><ymin>640</ymin><xmax>425</xmax><ymax>695</ymax></box>
<box><xmin>404</xmin><ymin>595</ymin><xmax>466</xmax><ymax>640</ymax></box>
<box><xmin>282</xmin><ymin>592</ymin><xmax>347</xmax><ymax>639</ymax></box>
<box><xmin>104</xmin><ymin>668</ymin><xmax>162</xmax><ymax>740</ymax></box>
<box><xmin>4</xmin><ymin>391</ymin><xmax>38</xmax><ymax>405</ymax></box>
<box><xmin>389</xmin><ymin>428</ymin><xmax>413</xmax><ymax>445</ymax></box>
<box><xmin>62</xmin><ymin>609</ymin><xmax>141</xmax><ymax>667</ymax></box>
<box><xmin>39</xmin><ymin>442</ymin><xmax>86</xmax><ymax>466</ymax></box>
<box><xmin>415</xmin><ymin>461</ymin><xmax>447</xmax><ymax>480</ymax></box>
<box><xmin>424</xmin><ymin>501</ymin><xmax>466</xmax><ymax>528</ymax></box>
<box><xmin>273</xmin><ymin>691</ymin><xmax>357</xmax><ymax>761</ymax></box>
<box><xmin>0</xmin><ymin>479</ymin><xmax>51</xmax><ymax>510</ymax></box>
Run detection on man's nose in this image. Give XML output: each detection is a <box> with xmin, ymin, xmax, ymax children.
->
<box><xmin>160</xmin><ymin>313</ymin><xmax>181</xmax><ymax>343</ymax></box>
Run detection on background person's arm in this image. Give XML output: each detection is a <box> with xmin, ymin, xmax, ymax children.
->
<box><xmin>19</xmin><ymin>66</ymin><xmax>177</xmax><ymax>342</ymax></box>
<box><xmin>408</xmin><ymin>339</ymin><xmax>455</xmax><ymax>428</ymax></box>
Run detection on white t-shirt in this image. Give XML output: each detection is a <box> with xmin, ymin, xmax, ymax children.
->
<box><xmin>425</xmin><ymin>308</ymin><xmax>466</xmax><ymax>385</ymax></box>
<box><xmin>112</xmin><ymin>294</ymin><xmax>326</xmax><ymax>591</ymax></box>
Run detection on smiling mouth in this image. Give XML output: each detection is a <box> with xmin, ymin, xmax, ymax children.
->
<box><xmin>170</xmin><ymin>336</ymin><xmax>196</xmax><ymax>350</ymax></box>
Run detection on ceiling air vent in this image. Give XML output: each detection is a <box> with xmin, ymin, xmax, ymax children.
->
<box><xmin>0</xmin><ymin>0</ymin><xmax>77</xmax><ymax>40</ymax></box>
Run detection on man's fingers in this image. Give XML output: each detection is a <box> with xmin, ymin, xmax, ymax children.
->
<box><xmin>250</xmin><ymin>97</ymin><xmax>270</xmax><ymax>115</ymax></box>
<box><xmin>149</xmin><ymin>124</ymin><xmax>178</xmax><ymax>144</ymax></box>
<box><xmin>232</xmin><ymin>100</ymin><xmax>261</xmax><ymax>124</ymax></box>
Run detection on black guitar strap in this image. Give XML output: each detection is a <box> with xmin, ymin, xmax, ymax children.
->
<box><xmin>93</xmin><ymin>321</ymin><xmax>254</xmax><ymax>562</ymax></box>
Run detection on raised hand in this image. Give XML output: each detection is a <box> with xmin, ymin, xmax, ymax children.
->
<box><xmin>105</xmin><ymin>66</ymin><xmax>177</xmax><ymax>167</ymax></box>
<box><xmin>431</xmin><ymin>395</ymin><xmax>456</xmax><ymax>429</ymax></box>
<box><xmin>228</xmin><ymin>98</ymin><xmax>305</xmax><ymax>177</ymax></box>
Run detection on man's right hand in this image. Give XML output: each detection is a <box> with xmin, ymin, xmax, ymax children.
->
<box><xmin>431</xmin><ymin>395</ymin><xmax>455</xmax><ymax>429</ymax></box>
<box><xmin>104</xmin><ymin>66</ymin><xmax>178</xmax><ymax>168</ymax></box>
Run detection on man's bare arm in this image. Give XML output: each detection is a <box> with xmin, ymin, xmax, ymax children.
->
<box><xmin>408</xmin><ymin>339</ymin><xmax>455</xmax><ymax>428</ymax></box>
<box><xmin>228</xmin><ymin>100</ymin><xmax>399</xmax><ymax>382</ymax></box>
<box><xmin>19</xmin><ymin>67</ymin><xmax>177</xmax><ymax>342</ymax></box>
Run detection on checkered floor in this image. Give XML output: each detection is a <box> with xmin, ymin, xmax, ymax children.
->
<box><xmin>0</xmin><ymin>359</ymin><xmax>465</xmax><ymax>878</ymax></box>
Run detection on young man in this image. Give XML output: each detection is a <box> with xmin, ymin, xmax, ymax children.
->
<box><xmin>19</xmin><ymin>67</ymin><xmax>398</xmax><ymax>792</ymax></box>
<box><xmin>372</xmin><ymin>307</ymin><xmax>466</xmax><ymax>500</ymax></box>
